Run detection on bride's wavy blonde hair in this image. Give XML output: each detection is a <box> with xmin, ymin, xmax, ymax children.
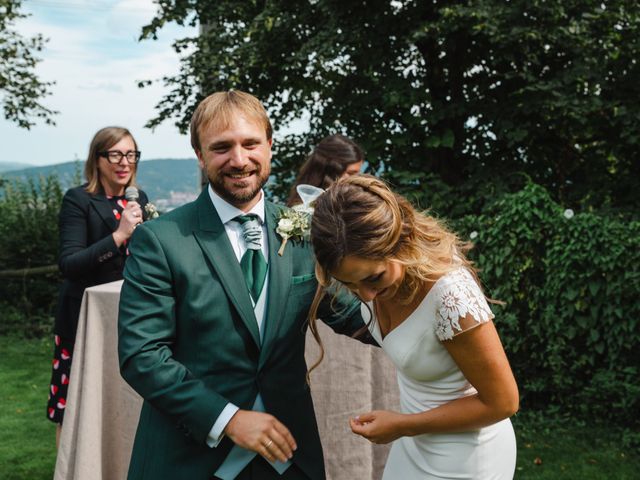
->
<box><xmin>307</xmin><ymin>174</ymin><xmax>477</xmax><ymax>377</ymax></box>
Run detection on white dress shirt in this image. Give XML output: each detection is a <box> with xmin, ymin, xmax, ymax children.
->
<box><xmin>205</xmin><ymin>185</ymin><xmax>270</xmax><ymax>447</ymax></box>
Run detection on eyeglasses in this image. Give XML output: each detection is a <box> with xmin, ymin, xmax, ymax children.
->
<box><xmin>99</xmin><ymin>150</ymin><xmax>141</xmax><ymax>164</ymax></box>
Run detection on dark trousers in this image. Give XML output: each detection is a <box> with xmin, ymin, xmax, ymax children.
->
<box><xmin>213</xmin><ymin>455</ymin><xmax>311</xmax><ymax>480</ymax></box>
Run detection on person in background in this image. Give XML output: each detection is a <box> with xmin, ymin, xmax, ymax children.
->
<box><xmin>46</xmin><ymin>126</ymin><xmax>149</xmax><ymax>446</ymax></box>
<box><xmin>286</xmin><ymin>134</ymin><xmax>364</xmax><ymax>207</ymax></box>
<box><xmin>308</xmin><ymin>175</ymin><xmax>519</xmax><ymax>480</ymax></box>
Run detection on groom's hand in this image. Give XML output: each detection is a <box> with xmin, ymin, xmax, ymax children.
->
<box><xmin>224</xmin><ymin>410</ymin><xmax>297</xmax><ymax>463</ymax></box>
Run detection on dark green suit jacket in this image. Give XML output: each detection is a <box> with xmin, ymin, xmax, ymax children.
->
<box><xmin>118</xmin><ymin>189</ymin><xmax>368</xmax><ymax>480</ymax></box>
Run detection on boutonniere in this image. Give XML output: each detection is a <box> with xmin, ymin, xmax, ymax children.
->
<box><xmin>144</xmin><ymin>202</ymin><xmax>160</xmax><ymax>220</ymax></box>
<box><xmin>276</xmin><ymin>184</ymin><xmax>325</xmax><ymax>256</ymax></box>
<box><xmin>276</xmin><ymin>208</ymin><xmax>310</xmax><ymax>256</ymax></box>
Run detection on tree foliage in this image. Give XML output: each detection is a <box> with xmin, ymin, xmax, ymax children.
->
<box><xmin>140</xmin><ymin>0</ymin><xmax>639</xmax><ymax>212</ymax></box>
<box><xmin>0</xmin><ymin>0</ymin><xmax>56</xmax><ymax>128</ymax></box>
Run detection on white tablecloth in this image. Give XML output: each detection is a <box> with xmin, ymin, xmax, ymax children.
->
<box><xmin>54</xmin><ymin>280</ymin><xmax>399</xmax><ymax>480</ymax></box>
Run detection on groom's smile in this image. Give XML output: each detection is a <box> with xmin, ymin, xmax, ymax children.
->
<box><xmin>196</xmin><ymin>113</ymin><xmax>273</xmax><ymax>211</ymax></box>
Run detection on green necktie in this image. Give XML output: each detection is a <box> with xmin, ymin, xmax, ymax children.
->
<box><xmin>234</xmin><ymin>214</ymin><xmax>268</xmax><ymax>302</ymax></box>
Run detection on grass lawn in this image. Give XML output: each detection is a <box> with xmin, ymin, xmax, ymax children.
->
<box><xmin>0</xmin><ymin>336</ymin><xmax>57</xmax><ymax>479</ymax></box>
<box><xmin>0</xmin><ymin>336</ymin><xmax>638</xmax><ymax>479</ymax></box>
<box><xmin>513</xmin><ymin>413</ymin><xmax>638</xmax><ymax>479</ymax></box>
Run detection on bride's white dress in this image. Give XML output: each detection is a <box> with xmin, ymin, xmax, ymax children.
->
<box><xmin>365</xmin><ymin>267</ymin><xmax>516</xmax><ymax>480</ymax></box>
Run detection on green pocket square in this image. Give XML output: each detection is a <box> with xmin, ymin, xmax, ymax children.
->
<box><xmin>291</xmin><ymin>273</ymin><xmax>316</xmax><ymax>284</ymax></box>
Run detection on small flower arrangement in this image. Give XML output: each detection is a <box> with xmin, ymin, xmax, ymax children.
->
<box><xmin>276</xmin><ymin>208</ymin><xmax>310</xmax><ymax>256</ymax></box>
<box><xmin>144</xmin><ymin>202</ymin><xmax>160</xmax><ymax>220</ymax></box>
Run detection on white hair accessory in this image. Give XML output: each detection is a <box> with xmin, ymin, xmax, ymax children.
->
<box><xmin>293</xmin><ymin>184</ymin><xmax>325</xmax><ymax>214</ymax></box>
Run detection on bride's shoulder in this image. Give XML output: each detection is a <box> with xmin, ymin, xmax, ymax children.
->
<box><xmin>431</xmin><ymin>266</ymin><xmax>494</xmax><ymax>341</ymax></box>
<box><xmin>432</xmin><ymin>266</ymin><xmax>477</xmax><ymax>295</ymax></box>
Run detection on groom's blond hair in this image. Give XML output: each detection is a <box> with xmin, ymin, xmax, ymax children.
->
<box><xmin>190</xmin><ymin>89</ymin><xmax>273</xmax><ymax>152</ymax></box>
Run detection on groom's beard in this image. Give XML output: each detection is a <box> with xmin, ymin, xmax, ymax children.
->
<box><xmin>209</xmin><ymin>164</ymin><xmax>270</xmax><ymax>207</ymax></box>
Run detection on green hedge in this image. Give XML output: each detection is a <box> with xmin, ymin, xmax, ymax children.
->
<box><xmin>454</xmin><ymin>183</ymin><xmax>639</xmax><ymax>428</ymax></box>
<box><xmin>0</xmin><ymin>175</ymin><xmax>63</xmax><ymax>337</ymax></box>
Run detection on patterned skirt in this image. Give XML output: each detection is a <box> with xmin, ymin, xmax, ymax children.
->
<box><xmin>46</xmin><ymin>334</ymin><xmax>74</xmax><ymax>424</ymax></box>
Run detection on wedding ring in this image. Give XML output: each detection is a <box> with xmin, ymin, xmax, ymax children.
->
<box><xmin>265</xmin><ymin>439</ymin><xmax>273</xmax><ymax>449</ymax></box>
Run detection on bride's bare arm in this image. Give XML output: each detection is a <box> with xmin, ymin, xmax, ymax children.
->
<box><xmin>350</xmin><ymin>319</ymin><xmax>518</xmax><ymax>444</ymax></box>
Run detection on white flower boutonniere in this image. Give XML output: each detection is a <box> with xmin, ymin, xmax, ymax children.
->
<box><xmin>144</xmin><ymin>202</ymin><xmax>160</xmax><ymax>220</ymax></box>
<box><xmin>276</xmin><ymin>184</ymin><xmax>324</xmax><ymax>256</ymax></box>
<box><xmin>276</xmin><ymin>209</ymin><xmax>310</xmax><ymax>256</ymax></box>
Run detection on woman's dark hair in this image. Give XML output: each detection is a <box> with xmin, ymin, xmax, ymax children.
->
<box><xmin>286</xmin><ymin>134</ymin><xmax>364</xmax><ymax>206</ymax></box>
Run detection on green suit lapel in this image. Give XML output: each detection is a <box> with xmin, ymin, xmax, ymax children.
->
<box><xmin>192</xmin><ymin>190</ymin><xmax>261</xmax><ymax>348</ymax></box>
<box><xmin>260</xmin><ymin>202</ymin><xmax>293</xmax><ymax>366</ymax></box>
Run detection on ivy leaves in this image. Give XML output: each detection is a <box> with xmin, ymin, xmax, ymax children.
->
<box><xmin>455</xmin><ymin>183</ymin><xmax>639</xmax><ymax>426</ymax></box>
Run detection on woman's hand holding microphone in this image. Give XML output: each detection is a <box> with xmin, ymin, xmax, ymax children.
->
<box><xmin>112</xmin><ymin>201</ymin><xmax>143</xmax><ymax>247</ymax></box>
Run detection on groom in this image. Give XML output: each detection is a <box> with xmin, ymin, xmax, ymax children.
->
<box><xmin>118</xmin><ymin>90</ymin><xmax>369</xmax><ymax>480</ymax></box>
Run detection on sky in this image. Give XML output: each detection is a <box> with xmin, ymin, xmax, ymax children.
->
<box><xmin>0</xmin><ymin>0</ymin><xmax>199</xmax><ymax>167</ymax></box>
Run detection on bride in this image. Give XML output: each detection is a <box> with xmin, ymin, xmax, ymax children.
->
<box><xmin>308</xmin><ymin>175</ymin><xmax>518</xmax><ymax>479</ymax></box>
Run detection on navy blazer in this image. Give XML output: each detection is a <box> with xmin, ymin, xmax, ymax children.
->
<box><xmin>54</xmin><ymin>184</ymin><xmax>149</xmax><ymax>340</ymax></box>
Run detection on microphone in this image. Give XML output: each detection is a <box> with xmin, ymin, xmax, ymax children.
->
<box><xmin>125</xmin><ymin>186</ymin><xmax>139</xmax><ymax>202</ymax></box>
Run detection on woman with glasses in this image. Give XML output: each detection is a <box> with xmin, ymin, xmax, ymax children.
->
<box><xmin>46</xmin><ymin>126</ymin><xmax>149</xmax><ymax>445</ymax></box>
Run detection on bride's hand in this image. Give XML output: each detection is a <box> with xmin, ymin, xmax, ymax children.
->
<box><xmin>349</xmin><ymin>410</ymin><xmax>406</xmax><ymax>444</ymax></box>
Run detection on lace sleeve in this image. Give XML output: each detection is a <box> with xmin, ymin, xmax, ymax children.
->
<box><xmin>434</xmin><ymin>268</ymin><xmax>495</xmax><ymax>341</ymax></box>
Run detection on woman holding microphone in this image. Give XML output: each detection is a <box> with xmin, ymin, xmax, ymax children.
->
<box><xmin>46</xmin><ymin>126</ymin><xmax>149</xmax><ymax>445</ymax></box>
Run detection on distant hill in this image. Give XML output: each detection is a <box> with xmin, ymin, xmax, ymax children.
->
<box><xmin>1</xmin><ymin>158</ymin><xmax>201</xmax><ymax>204</ymax></box>
<box><xmin>0</xmin><ymin>162</ymin><xmax>34</xmax><ymax>173</ymax></box>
